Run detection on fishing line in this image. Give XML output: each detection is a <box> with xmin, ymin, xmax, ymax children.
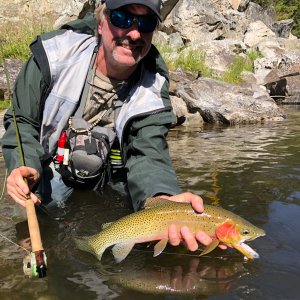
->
<box><xmin>0</xmin><ymin>232</ymin><xmax>30</xmax><ymax>253</ymax></box>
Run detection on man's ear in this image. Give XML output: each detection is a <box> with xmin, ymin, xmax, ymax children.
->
<box><xmin>98</xmin><ymin>23</ymin><xmax>102</xmax><ymax>35</ymax></box>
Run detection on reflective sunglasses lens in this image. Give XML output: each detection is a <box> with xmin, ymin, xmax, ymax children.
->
<box><xmin>110</xmin><ymin>10</ymin><xmax>157</xmax><ymax>33</ymax></box>
<box><xmin>110</xmin><ymin>10</ymin><xmax>132</xmax><ymax>29</ymax></box>
<box><xmin>137</xmin><ymin>15</ymin><xmax>157</xmax><ymax>33</ymax></box>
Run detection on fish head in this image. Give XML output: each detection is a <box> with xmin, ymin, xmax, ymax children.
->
<box><xmin>216</xmin><ymin>220</ymin><xmax>266</xmax><ymax>260</ymax></box>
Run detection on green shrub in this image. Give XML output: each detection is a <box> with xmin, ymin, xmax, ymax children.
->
<box><xmin>221</xmin><ymin>50</ymin><xmax>262</xmax><ymax>84</ymax></box>
<box><xmin>221</xmin><ymin>56</ymin><xmax>250</xmax><ymax>84</ymax></box>
<box><xmin>0</xmin><ymin>21</ymin><xmax>53</xmax><ymax>62</ymax></box>
<box><xmin>155</xmin><ymin>41</ymin><xmax>213</xmax><ymax>77</ymax></box>
<box><xmin>175</xmin><ymin>49</ymin><xmax>212</xmax><ymax>77</ymax></box>
<box><xmin>246</xmin><ymin>49</ymin><xmax>263</xmax><ymax>62</ymax></box>
<box><xmin>0</xmin><ymin>100</ymin><xmax>10</xmax><ymax>111</ymax></box>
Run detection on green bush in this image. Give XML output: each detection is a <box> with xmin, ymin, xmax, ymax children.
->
<box><xmin>221</xmin><ymin>50</ymin><xmax>262</xmax><ymax>84</ymax></box>
<box><xmin>175</xmin><ymin>49</ymin><xmax>212</xmax><ymax>77</ymax></box>
<box><xmin>221</xmin><ymin>56</ymin><xmax>252</xmax><ymax>84</ymax></box>
<box><xmin>0</xmin><ymin>100</ymin><xmax>10</xmax><ymax>111</ymax></box>
<box><xmin>155</xmin><ymin>41</ymin><xmax>213</xmax><ymax>77</ymax></box>
<box><xmin>0</xmin><ymin>21</ymin><xmax>53</xmax><ymax>62</ymax></box>
<box><xmin>156</xmin><ymin>39</ymin><xmax>264</xmax><ymax>85</ymax></box>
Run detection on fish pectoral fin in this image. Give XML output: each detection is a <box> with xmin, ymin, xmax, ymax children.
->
<box><xmin>111</xmin><ymin>242</ymin><xmax>135</xmax><ymax>263</ymax></box>
<box><xmin>199</xmin><ymin>239</ymin><xmax>220</xmax><ymax>256</ymax></box>
<box><xmin>153</xmin><ymin>239</ymin><xmax>168</xmax><ymax>257</ymax></box>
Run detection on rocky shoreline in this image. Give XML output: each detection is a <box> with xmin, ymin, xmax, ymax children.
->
<box><xmin>1</xmin><ymin>0</ymin><xmax>300</xmax><ymax>128</ymax></box>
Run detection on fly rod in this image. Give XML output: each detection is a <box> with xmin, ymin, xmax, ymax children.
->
<box><xmin>11</xmin><ymin>85</ymin><xmax>47</xmax><ymax>279</ymax></box>
<box><xmin>1</xmin><ymin>43</ymin><xmax>47</xmax><ymax>278</ymax></box>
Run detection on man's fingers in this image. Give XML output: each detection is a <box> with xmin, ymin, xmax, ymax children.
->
<box><xmin>195</xmin><ymin>231</ymin><xmax>213</xmax><ymax>246</ymax></box>
<box><xmin>8</xmin><ymin>193</ymin><xmax>26</xmax><ymax>207</ymax></box>
<box><xmin>168</xmin><ymin>225</ymin><xmax>226</xmax><ymax>253</ymax></box>
<box><xmin>18</xmin><ymin>166</ymin><xmax>39</xmax><ymax>178</ymax></box>
<box><xmin>181</xmin><ymin>226</ymin><xmax>198</xmax><ymax>251</ymax></box>
<box><xmin>6</xmin><ymin>167</ymin><xmax>41</xmax><ymax>207</ymax></box>
<box><xmin>167</xmin><ymin>192</ymin><xmax>204</xmax><ymax>213</ymax></box>
<box><xmin>190</xmin><ymin>197</ymin><xmax>204</xmax><ymax>213</ymax></box>
<box><xmin>218</xmin><ymin>244</ymin><xmax>228</xmax><ymax>250</ymax></box>
<box><xmin>8</xmin><ymin>170</ymin><xmax>29</xmax><ymax>195</ymax></box>
<box><xmin>29</xmin><ymin>192</ymin><xmax>41</xmax><ymax>205</ymax></box>
<box><xmin>168</xmin><ymin>224</ymin><xmax>181</xmax><ymax>246</ymax></box>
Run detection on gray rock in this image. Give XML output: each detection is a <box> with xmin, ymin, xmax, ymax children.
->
<box><xmin>176</xmin><ymin>77</ymin><xmax>286</xmax><ymax>124</ymax></box>
<box><xmin>245</xmin><ymin>2</ymin><xmax>275</xmax><ymax>28</ymax></box>
<box><xmin>271</xmin><ymin>19</ymin><xmax>294</xmax><ymax>38</ymax></box>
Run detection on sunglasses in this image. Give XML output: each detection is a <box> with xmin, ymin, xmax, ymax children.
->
<box><xmin>108</xmin><ymin>9</ymin><xmax>158</xmax><ymax>33</ymax></box>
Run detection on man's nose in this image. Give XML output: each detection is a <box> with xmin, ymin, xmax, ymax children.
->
<box><xmin>127</xmin><ymin>22</ymin><xmax>142</xmax><ymax>40</ymax></box>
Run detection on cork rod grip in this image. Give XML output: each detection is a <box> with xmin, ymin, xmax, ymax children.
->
<box><xmin>25</xmin><ymin>199</ymin><xmax>44</xmax><ymax>252</ymax></box>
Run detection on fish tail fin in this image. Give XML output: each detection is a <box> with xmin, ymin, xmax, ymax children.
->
<box><xmin>74</xmin><ymin>235</ymin><xmax>92</xmax><ymax>252</ymax></box>
<box><xmin>73</xmin><ymin>235</ymin><xmax>104</xmax><ymax>261</ymax></box>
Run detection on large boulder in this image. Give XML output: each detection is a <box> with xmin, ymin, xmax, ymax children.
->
<box><xmin>175</xmin><ymin>77</ymin><xmax>286</xmax><ymax>124</ymax></box>
<box><xmin>163</xmin><ymin>0</ymin><xmax>234</xmax><ymax>43</ymax></box>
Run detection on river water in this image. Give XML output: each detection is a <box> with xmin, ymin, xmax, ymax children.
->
<box><xmin>0</xmin><ymin>106</ymin><xmax>299</xmax><ymax>299</ymax></box>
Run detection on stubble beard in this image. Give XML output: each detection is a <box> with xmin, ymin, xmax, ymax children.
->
<box><xmin>112</xmin><ymin>37</ymin><xmax>144</xmax><ymax>67</ymax></box>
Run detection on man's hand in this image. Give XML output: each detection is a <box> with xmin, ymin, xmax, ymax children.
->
<box><xmin>156</xmin><ymin>192</ymin><xmax>227</xmax><ymax>252</ymax></box>
<box><xmin>6</xmin><ymin>166</ymin><xmax>41</xmax><ymax>207</ymax></box>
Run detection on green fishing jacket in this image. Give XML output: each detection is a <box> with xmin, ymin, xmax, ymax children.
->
<box><xmin>2</xmin><ymin>14</ymin><xmax>181</xmax><ymax>210</ymax></box>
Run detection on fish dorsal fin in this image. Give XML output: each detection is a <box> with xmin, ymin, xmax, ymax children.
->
<box><xmin>153</xmin><ymin>239</ymin><xmax>168</xmax><ymax>257</ymax></box>
<box><xmin>101</xmin><ymin>222</ymin><xmax>113</xmax><ymax>230</ymax></box>
<box><xmin>199</xmin><ymin>239</ymin><xmax>220</xmax><ymax>256</ymax></box>
<box><xmin>144</xmin><ymin>197</ymin><xmax>174</xmax><ymax>209</ymax></box>
<box><xmin>111</xmin><ymin>242</ymin><xmax>135</xmax><ymax>263</ymax></box>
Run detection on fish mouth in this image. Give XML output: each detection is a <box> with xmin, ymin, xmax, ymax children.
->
<box><xmin>236</xmin><ymin>242</ymin><xmax>260</xmax><ymax>260</ymax></box>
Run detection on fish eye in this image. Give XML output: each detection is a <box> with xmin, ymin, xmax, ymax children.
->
<box><xmin>241</xmin><ymin>228</ymin><xmax>250</xmax><ymax>235</ymax></box>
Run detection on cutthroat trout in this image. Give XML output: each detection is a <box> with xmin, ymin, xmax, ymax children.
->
<box><xmin>75</xmin><ymin>199</ymin><xmax>265</xmax><ymax>263</ymax></box>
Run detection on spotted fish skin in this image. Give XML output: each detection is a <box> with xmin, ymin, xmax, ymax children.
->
<box><xmin>74</xmin><ymin>199</ymin><xmax>265</xmax><ymax>262</ymax></box>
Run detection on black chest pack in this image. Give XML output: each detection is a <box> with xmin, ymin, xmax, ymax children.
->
<box><xmin>55</xmin><ymin>117</ymin><xmax>117</xmax><ymax>189</ymax></box>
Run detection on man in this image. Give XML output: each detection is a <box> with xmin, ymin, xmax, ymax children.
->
<box><xmin>2</xmin><ymin>0</ymin><xmax>224</xmax><ymax>252</ymax></box>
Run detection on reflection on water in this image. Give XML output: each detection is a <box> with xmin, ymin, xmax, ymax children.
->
<box><xmin>0</xmin><ymin>106</ymin><xmax>300</xmax><ymax>299</ymax></box>
<box><xmin>68</xmin><ymin>254</ymin><xmax>247</xmax><ymax>299</ymax></box>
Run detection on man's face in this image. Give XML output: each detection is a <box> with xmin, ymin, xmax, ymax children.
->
<box><xmin>98</xmin><ymin>4</ymin><xmax>155</xmax><ymax>68</ymax></box>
